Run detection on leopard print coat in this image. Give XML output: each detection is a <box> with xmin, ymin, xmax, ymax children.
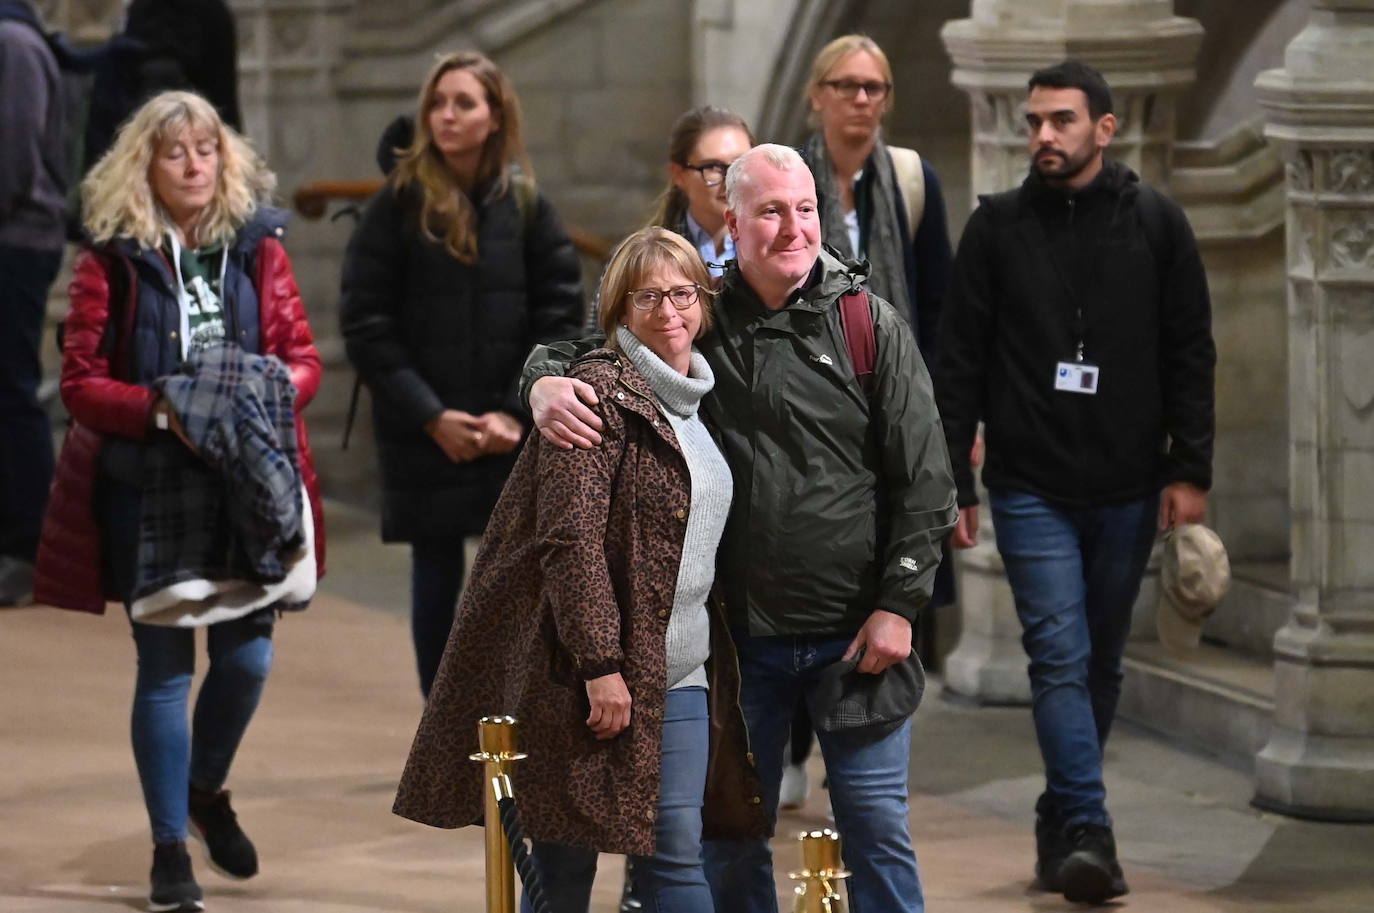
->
<box><xmin>393</xmin><ymin>349</ymin><xmax>768</xmax><ymax>856</ymax></box>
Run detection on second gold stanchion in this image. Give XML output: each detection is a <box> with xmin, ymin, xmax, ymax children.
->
<box><xmin>789</xmin><ymin>828</ymin><xmax>851</xmax><ymax>913</ymax></box>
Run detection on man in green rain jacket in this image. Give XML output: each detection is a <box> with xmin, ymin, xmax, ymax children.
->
<box><xmin>523</xmin><ymin>143</ymin><xmax>956</xmax><ymax>913</ymax></box>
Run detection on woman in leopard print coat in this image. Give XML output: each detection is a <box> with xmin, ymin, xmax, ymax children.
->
<box><xmin>393</xmin><ymin>230</ymin><xmax>768</xmax><ymax>882</ymax></box>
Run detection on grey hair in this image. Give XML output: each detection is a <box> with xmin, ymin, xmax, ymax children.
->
<box><xmin>725</xmin><ymin>143</ymin><xmax>806</xmax><ymax>211</ymax></box>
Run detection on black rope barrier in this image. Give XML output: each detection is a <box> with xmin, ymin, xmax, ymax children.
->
<box><xmin>497</xmin><ymin>795</ymin><xmax>553</xmax><ymax>913</ymax></box>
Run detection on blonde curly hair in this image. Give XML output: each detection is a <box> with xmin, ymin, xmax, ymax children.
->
<box><xmin>82</xmin><ymin>91</ymin><xmax>276</xmax><ymax>249</ymax></box>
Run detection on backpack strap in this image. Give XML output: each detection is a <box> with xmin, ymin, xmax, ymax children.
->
<box><xmin>839</xmin><ymin>287</ymin><xmax>877</xmax><ymax>399</ymax></box>
<box><xmin>887</xmin><ymin>146</ymin><xmax>926</xmax><ymax>236</ymax></box>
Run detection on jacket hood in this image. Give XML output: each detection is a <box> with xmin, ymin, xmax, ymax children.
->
<box><xmin>1022</xmin><ymin>157</ymin><xmax>1139</xmax><ymax>204</ymax></box>
<box><xmin>376</xmin><ymin>115</ymin><xmax>415</xmax><ymax>175</ymax></box>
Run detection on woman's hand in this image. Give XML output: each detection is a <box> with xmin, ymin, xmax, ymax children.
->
<box><xmin>474</xmin><ymin>411</ymin><xmax>524</xmax><ymax>455</ymax></box>
<box><xmin>585</xmin><ymin>672</ymin><xmax>631</xmax><ymax>740</ymax></box>
<box><xmin>425</xmin><ymin>409</ymin><xmax>486</xmax><ymax>463</ymax></box>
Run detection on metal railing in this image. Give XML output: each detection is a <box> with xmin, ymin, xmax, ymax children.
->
<box><xmin>472</xmin><ymin>714</ymin><xmax>853</xmax><ymax>913</ymax></box>
<box><xmin>470</xmin><ymin>715</ymin><xmax>547</xmax><ymax>913</ymax></box>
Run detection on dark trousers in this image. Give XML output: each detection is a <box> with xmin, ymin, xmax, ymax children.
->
<box><xmin>410</xmin><ymin>536</ymin><xmax>467</xmax><ymax>697</ymax></box>
<box><xmin>0</xmin><ymin>246</ymin><xmax>62</xmax><ymax>561</ymax></box>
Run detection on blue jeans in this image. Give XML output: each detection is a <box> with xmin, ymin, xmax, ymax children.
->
<box><xmin>410</xmin><ymin>537</ymin><xmax>467</xmax><ymax>697</ymax></box>
<box><xmin>989</xmin><ymin>489</ymin><xmax>1159</xmax><ymax>829</ymax></box>
<box><xmin>130</xmin><ymin>612</ymin><xmax>275</xmax><ymax>844</ymax></box>
<box><xmin>703</xmin><ymin>633</ymin><xmax>922</xmax><ymax>913</ymax></box>
<box><xmin>524</xmin><ymin>687</ymin><xmax>711</xmax><ymax>913</ymax></box>
<box><xmin>0</xmin><ymin>246</ymin><xmax>61</xmax><ymax>561</ymax></box>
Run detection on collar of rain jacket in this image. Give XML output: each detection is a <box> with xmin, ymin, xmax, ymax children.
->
<box><xmin>718</xmin><ymin>248</ymin><xmax>868</xmax><ymax>320</ymax></box>
<box><xmin>571</xmin><ymin>348</ymin><xmax>682</xmax><ymax>445</ymax></box>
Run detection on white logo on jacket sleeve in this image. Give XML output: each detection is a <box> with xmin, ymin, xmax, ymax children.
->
<box><xmin>899</xmin><ymin>557</ymin><xmax>920</xmax><ymax>572</ymax></box>
<box><xmin>810</xmin><ymin>353</ymin><xmax>834</xmax><ymax>366</ymax></box>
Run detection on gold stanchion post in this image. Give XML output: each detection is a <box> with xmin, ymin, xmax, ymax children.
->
<box><xmin>789</xmin><ymin>828</ymin><xmax>851</xmax><ymax>913</ymax></box>
<box><xmin>469</xmin><ymin>715</ymin><xmax>527</xmax><ymax>913</ymax></box>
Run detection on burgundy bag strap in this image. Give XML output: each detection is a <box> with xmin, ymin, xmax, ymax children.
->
<box><xmin>839</xmin><ymin>287</ymin><xmax>876</xmax><ymax>398</ymax></box>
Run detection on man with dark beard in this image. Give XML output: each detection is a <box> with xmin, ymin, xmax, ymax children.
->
<box><xmin>934</xmin><ymin>60</ymin><xmax>1215</xmax><ymax>904</ymax></box>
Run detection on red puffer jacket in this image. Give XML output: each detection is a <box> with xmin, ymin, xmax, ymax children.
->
<box><xmin>34</xmin><ymin>235</ymin><xmax>325</xmax><ymax>613</ymax></box>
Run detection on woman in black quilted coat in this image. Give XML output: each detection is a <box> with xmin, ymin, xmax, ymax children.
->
<box><xmin>340</xmin><ymin>50</ymin><xmax>583</xmax><ymax>696</ymax></box>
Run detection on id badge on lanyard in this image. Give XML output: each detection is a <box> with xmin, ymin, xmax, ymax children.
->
<box><xmin>1054</xmin><ymin>342</ymin><xmax>1100</xmax><ymax>395</ymax></box>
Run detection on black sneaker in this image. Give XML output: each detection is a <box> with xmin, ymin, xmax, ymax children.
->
<box><xmin>189</xmin><ymin>787</ymin><xmax>259</xmax><ymax>879</ymax></box>
<box><xmin>1033</xmin><ymin>797</ymin><xmax>1068</xmax><ymax>891</ymax></box>
<box><xmin>619</xmin><ymin>856</ymin><xmax>643</xmax><ymax>911</ymax></box>
<box><xmin>1058</xmin><ymin>822</ymin><xmax>1129</xmax><ymax>904</ymax></box>
<box><xmin>149</xmin><ymin>841</ymin><xmax>204</xmax><ymax>912</ymax></box>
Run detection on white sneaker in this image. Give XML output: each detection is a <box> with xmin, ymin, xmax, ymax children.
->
<box><xmin>779</xmin><ymin>763</ymin><xmax>809</xmax><ymax>810</ymax></box>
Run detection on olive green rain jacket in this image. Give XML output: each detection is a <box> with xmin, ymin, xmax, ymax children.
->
<box><xmin>524</xmin><ymin>250</ymin><xmax>958</xmax><ymax>637</ymax></box>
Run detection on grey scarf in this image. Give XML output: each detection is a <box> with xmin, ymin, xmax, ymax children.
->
<box><xmin>805</xmin><ymin>132</ymin><xmax>912</xmax><ymax>326</ymax></box>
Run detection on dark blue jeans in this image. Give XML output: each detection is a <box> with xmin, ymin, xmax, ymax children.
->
<box><xmin>410</xmin><ymin>537</ymin><xmax>467</xmax><ymax>697</ymax></box>
<box><xmin>703</xmin><ymin>632</ymin><xmax>922</xmax><ymax>913</ymax></box>
<box><xmin>524</xmin><ymin>686</ymin><xmax>712</xmax><ymax>913</ymax></box>
<box><xmin>0</xmin><ymin>246</ymin><xmax>61</xmax><ymax>561</ymax></box>
<box><xmin>130</xmin><ymin>612</ymin><xmax>275</xmax><ymax>844</ymax></box>
<box><xmin>988</xmin><ymin>488</ymin><xmax>1159</xmax><ymax>829</ymax></box>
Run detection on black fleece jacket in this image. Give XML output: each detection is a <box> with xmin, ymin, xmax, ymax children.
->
<box><xmin>935</xmin><ymin>160</ymin><xmax>1215</xmax><ymax>509</ymax></box>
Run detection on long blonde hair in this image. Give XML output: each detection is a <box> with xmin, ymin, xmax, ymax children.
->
<box><xmin>82</xmin><ymin>91</ymin><xmax>275</xmax><ymax>249</ymax></box>
<box><xmin>391</xmin><ymin>50</ymin><xmax>532</xmax><ymax>264</ymax></box>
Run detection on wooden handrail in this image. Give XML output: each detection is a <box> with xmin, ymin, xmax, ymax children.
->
<box><xmin>292</xmin><ymin>179</ymin><xmax>613</xmax><ymax>262</ymax></box>
<box><xmin>293</xmin><ymin>180</ymin><xmax>381</xmax><ymax>219</ymax></box>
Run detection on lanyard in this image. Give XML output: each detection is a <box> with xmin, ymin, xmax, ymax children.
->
<box><xmin>166</xmin><ymin>231</ymin><xmax>228</xmax><ymax>361</ymax></box>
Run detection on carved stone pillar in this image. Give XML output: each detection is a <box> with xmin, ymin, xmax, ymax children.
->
<box><xmin>942</xmin><ymin>0</ymin><xmax>1203</xmax><ymax>203</ymax></box>
<box><xmin>936</xmin><ymin>1</ymin><xmax>1201</xmax><ymax>704</ymax></box>
<box><xmin>231</xmin><ymin>0</ymin><xmax>354</xmax><ymax>190</ymax></box>
<box><xmin>1253</xmin><ymin>0</ymin><xmax>1374</xmax><ymax>822</ymax></box>
<box><xmin>229</xmin><ymin>0</ymin><xmax>355</xmax><ymax>316</ymax></box>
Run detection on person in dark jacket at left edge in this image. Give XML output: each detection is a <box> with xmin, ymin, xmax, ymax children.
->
<box><xmin>339</xmin><ymin>50</ymin><xmax>584</xmax><ymax>698</ymax></box>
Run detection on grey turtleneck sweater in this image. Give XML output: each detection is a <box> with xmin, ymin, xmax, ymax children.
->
<box><xmin>617</xmin><ymin>327</ymin><xmax>732</xmax><ymax>690</ymax></box>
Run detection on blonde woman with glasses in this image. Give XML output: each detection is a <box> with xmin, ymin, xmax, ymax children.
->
<box><xmin>802</xmin><ymin>34</ymin><xmax>952</xmax><ymax>359</ymax></box>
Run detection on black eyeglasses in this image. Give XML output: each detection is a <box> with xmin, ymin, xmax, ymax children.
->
<box><xmin>683</xmin><ymin>161</ymin><xmax>730</xmax><ymax>187</ymax></box>
<box><xmin>627</xmin><ymin>285</ymin><xmax>703</xmax><ymax>311</ymax></box>
<box><xmin>820</xmin><ymin>79</ymin><xmax>892</xmax><ymax>101</ymax></box>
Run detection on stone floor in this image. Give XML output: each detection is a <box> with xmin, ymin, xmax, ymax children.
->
<box><xmin>2</xmin><ymin>501</ymin><xmax>1371</xmax><ymax>912</ymax></box>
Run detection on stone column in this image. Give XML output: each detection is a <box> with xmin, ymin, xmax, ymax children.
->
<box><xmin>936</xmin><ymin>1</ymin><xmax>1201</xmax><ymax>703</ymax></box>
<box><xmin>1253</xmin><ymin>0</ymin><xmax>1374</xmax><ymax>822</ymax></box>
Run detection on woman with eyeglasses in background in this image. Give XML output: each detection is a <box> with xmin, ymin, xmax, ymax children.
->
<box><xmin>647</xmin><ymin>106</ymin><xmax>755</xmax><ymax>278</ymax></box>
<box><xmin>802</xmin><ymin>34</ymin><xmax>952</xmax><ymax>357</ymax></box>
